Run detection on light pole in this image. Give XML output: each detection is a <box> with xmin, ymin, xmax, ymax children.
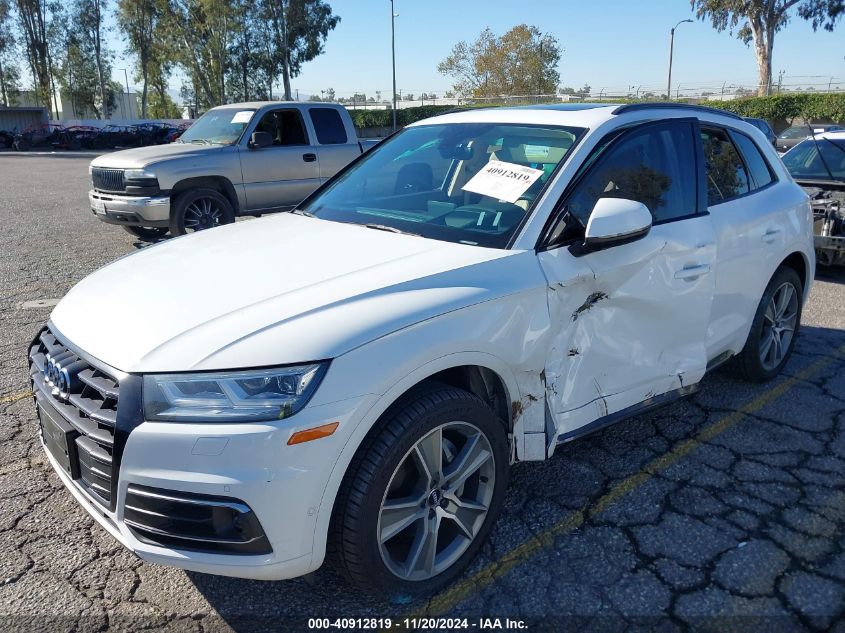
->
<box><xmin>390</xmin><ymin>0</ymin><xmax>398</xmax><ymax>132</ymax></box>
<box><xmin>667</xmin><ymin>19</ymin><xmax>692</xmax><ymax>101</ymax></box>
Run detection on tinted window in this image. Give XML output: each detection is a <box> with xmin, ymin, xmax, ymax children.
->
<box><xmin>782</xmin><ymin>138</ymin><xmax>845</xmax><ymax>181</ymax></box>
<box><xmin>254</xmin><ymin>109</ymin><xmax>308</xmax><ymax>146</ymax></box>
<box><xmin>566</xmin><ymin>121</ymin><xmax>698</xmax><ymax>225</ymax></box>
<box><xmin>731</xmin><ymin>132</ymin><xmax>774</xmax><ymax>190</ymax></box>
<box><xmin>701</xmin><ymin>128</ymin><xmax>749</xmax><ymax>205</ymax></box>
<box><xmin>309</xmin><ymin>108</ymin><xmax>348</xmax><ymax>144</ymax></box>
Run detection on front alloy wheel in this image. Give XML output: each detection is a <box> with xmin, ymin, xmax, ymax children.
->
<box><xmin>169</xmin><ymin>188</ymin><xmax>235</xmax><ymax>236</ymax></box>
<box><xmin>378</xmin><ymin>422</ymin><xmax>496</xmax><ymax>581</ymax></box>
<box><xmin>330</xmin><ymin>385</ymin><xmax>509</xmax><ymax>595</ymax></box>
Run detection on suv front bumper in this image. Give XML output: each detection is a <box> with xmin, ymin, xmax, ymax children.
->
<box><xmin>89</xmin><ymin>189</ymin><xmax>170</xmax><ymax>227</ymax></box>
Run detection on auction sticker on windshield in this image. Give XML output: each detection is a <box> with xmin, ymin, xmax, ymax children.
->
<box><xmin>231</xmin><ymin>111</ymin><xmax>254</xmax><ymax>124</ymax></box>
<box><xmin>462</xmin><ymin>159</ymin><xmax>544</xmax><ymax>203</ymax></box>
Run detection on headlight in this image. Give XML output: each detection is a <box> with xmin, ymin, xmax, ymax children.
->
<box><xmin>124</xmin><ymin>168</ymin><xmax>157</xmax><ymax>180</ymax></box>
<box><xmin>143</xmin><ymin>363</ymin><xmax>328</xmax><ymax>422</ymax></box>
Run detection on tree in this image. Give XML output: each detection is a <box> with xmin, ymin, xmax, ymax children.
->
<box><xmin>15</xmin><ymin>0</ymin><xmax>54</xmax><ymax>112</ymax></box>
<box><xmin>0</xmin><ymin>0</ymin><xmax>20</xmax><ymax>106</ymax></box>
<box><xmin>117</xmin><ymin>0</ymin><xmax>169</xmax><ymax>118</ymax></box>
<box><xmin>691</xmin><ymin>0</ymin><xmax>844</xmax><ymax>96</ymax></box>
<box><xmin>261</xmin><ymin>0</ymin><xmax>339</xmax><ymax>100</ymax></box>
<box><xmin>74</xmin><ymin>0</ymin><xmax>112</xmax><ymax>117</ymax></box>
<box><xmin>438</xmin><ymin>25</ymin><xmax>561</xmax><ymax>99</ymax></box>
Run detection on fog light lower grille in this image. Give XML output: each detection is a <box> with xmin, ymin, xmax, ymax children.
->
<box><xmin>124</xmin><ymin>485</ymin><xmax>272</xmax><ymax>555</ymax></box>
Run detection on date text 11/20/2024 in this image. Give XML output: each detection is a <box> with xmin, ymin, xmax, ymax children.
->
<box><xmin>307</xmin><ymin>618</ymin><xmax>529</xmax><ymax>630</ymax></box>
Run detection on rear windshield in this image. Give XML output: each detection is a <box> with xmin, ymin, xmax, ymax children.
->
<box><xmin>300</xmin><ymin>122</ymin><xmax>585</xmax><ymax>249</ymax></box>
<box><xmin>782</xmin><ymin>138</ymin><xmax>845</xmax><ymax>181</ymax></box>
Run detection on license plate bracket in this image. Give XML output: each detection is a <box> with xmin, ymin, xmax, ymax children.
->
<box><xmin>38</xmin><ymin>401</ymin><xmax>80</xmax><ymax>479</ymax></box>
<box><xmin>91</xmin><ymin>199</ymin><xmax>106</xmax><ymax>213</ymax></box>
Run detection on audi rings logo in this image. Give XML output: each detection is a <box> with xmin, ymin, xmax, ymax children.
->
<box><xmin>45</xmin><ymin>354</ymin><xmax>70</xmax><ymax>400</ymax></box>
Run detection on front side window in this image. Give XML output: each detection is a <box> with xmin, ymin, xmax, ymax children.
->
<box><xmin>782</xmin><ymin>138</ymin><xmax>845</xmax><ymax>181</ymax></box>
<box><xmin>301</xmin><ymin>122</ymin><xmax>585</xmax><ymax>249</ymax></box>
<box><xmin>565</xmin><ymin>121</ymin><xmax>698</xmax><ymax>226</ymax></box>
<box><xmin>701</xmin><ymin>127</ymin><xmax>749</xmax><ymax>204</ymax></box>
<box><xmin>179</xmin><ymin>107</ymin><xmax>256</xmax><ymax>145</ymax></box>
<box><xmin>310</xmin><ymin>108</ymin><xmax>348</xmax><ymax>144</ymax></box>
<box><xmin>254</xmin><ymin>109</ymin><xmax>309</xmax><ymax>146</ymax></box>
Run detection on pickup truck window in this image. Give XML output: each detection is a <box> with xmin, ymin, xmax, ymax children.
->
<box><xmin>179</xmin><ymin>107</ymin><xmax>256</xmax><ymax>145</ymax></box>
<box><xmin>254</xmin><ymin>109</ymin><xmax>309</xmax><ymax>146</ymax></box>
<box><xmin>302</xmin><ymin>122</ymin><xmax>584</xmax><ymax>249</ymax></box>
<box><xmin>310</xmin><ymin>108</ymin><xmax>348</xmax><ymax>144</ymax></box>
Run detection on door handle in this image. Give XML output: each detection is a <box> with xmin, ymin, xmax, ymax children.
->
<box><xmin>762</xmin><ymin>228</ymin><xmax>782</xmax><ymax>243</ymax></box>
<box><xmin>302</xmin><ymin>153</ymin><xmax>317</xmax><ymax>163</ymax></box>
<box><xmin>674</xmin><ymin>264</ymin><xmax>711</xmax><ymax>280</ymax></box>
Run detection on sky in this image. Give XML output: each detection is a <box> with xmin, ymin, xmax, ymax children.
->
<box><xmin>108</xmin><ymin>0</ymin><xmax>845</xmax><ymax>100</ymax></box>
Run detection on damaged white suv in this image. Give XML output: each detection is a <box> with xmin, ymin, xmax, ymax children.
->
<box><xmin>31</xmin><ymin>103</ymin><xmax>813</xmax><ymax>594</ymax></box>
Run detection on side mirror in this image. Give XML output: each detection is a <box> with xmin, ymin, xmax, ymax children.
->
<box><xmin>584</xmin><ymin>197</ymin><xmax>652</xmax><ymax>250</ymax></box>
<box><xmin>249</xmin><ymin>131</ymin><xmax>273</xmax><ymax>149</ymax></box>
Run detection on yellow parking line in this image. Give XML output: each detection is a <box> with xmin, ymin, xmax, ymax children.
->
<box><xmin>0</xmin><ymin>390</ymin><xmax>31</xmax><ymax>404</ymax></box>
<box><xmin>413</xmin><ymin>344</ymin><xmax>845</xmax><ymax>618</ymax></box>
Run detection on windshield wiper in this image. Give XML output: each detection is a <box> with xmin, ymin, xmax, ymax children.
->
<box><xmin>189</xmin><ymin>139</ymin><xmax>212</xmax><ymax>145</ymax></box>
<box><xmin>291</xmin><ymin>209</ymin><xmax>315</xmax><ymax>217</ymax></box>
<box><xmin>363</xmin><ymin>223</ymin><xmax>421</xmax><ymax>237</ymax></box>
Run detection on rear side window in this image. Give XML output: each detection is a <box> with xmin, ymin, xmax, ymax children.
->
<box><xmin>701</xmin><ymin>128</ymin><xmax>749</xmax><ymax>205</ymax></box>
<box><xmin>731</xmin><ymin>132</ymin><xmax>775</xmax><ymax>190</ymax></box>
<box><xmin>309</xmin><ymin>108</ymin><xmax>348</xmax><ymax>145</ymax></box>
<box><xmin>566</xmin><ymin>120</ymin><xmax>698</xmax><ymax>225</ymax></box>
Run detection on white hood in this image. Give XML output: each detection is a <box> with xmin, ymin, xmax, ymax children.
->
<box><xmin>50</xmin><ymin>214</ymin><xmax>530</xmax><ymax>373</ymax></box>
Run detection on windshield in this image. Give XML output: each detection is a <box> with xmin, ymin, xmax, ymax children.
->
<box><xmin>300</xmin><ymin>122</ymin><xmax>585</xmax><ymax>248</ymax></box>
<box><xmin>779</xmin><ymin>127</ymin><xmax>813</xmax><ymax>140</ymax></box>
<box><xmin>782</xmin><ymin>138</ymin><xmax>845</xmax><ymax>181</ymax></box>
<box><xmin>178</xmin><ymin>107</ymin><xmax>256</xmax><ymax>145</ymax></box>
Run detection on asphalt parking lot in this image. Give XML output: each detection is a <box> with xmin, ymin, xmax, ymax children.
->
<box><xmin>1</xmin><ymin>152</ymin><xmax>845</xmax><ymax>632</ymax></box>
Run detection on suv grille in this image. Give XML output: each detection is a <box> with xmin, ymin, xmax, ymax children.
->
<box><xmin>91</xmin><ymin>167</ymin><xmax>125</xmax><ymax>193</ymax></box>
<box><xmin>29</xmin><ymin>328</ymin><xmax>119</xmax><ymax>508</ymax></box>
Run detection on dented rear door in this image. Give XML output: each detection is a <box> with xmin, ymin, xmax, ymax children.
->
<box><xmin>536</xmin><ymin>118</ymin><xmax>716</xmax><ymax>440</ymax></box>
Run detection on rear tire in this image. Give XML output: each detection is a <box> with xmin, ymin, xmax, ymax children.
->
<box><xmin>732</xmin><ymin>266</ymin><xmax>803</xmax><ymax>382</ymax></box>
<box><xmin>330</xmin><ymin>384</ymin><xmax>510</xmax><ymax>596</ymax></box>
<box><xmin>169</xmin><ymin>188</ymin><xmax>235</xmax><ymax>236</ymax></box>
<box><xmin>123</xmin><ymin>225</ymin><xmax>169</xmax><ymax>240</ymax></box>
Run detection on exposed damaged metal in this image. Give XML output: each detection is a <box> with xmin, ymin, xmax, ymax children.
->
<box><xmin>571</xmin><ymin>291</ymin><xmax>608</xmax><ymax>321</ymax></box>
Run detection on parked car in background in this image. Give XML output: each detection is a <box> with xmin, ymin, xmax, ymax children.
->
<box><xmin>777</xmin><ymin>124</ymin><xmax>844</xmax><ymax>153</ymax></box>
<box><xmin>35</xmin><ymin>103</ymin><xmax>813</xmax><ymax>595</ymax></box>
<box><xmin>88</xmin><ymin>102</ymin><xmax>379</xmax><ymax>239</ymax></box>
<box><xmin>782</xmin><ymin>130</ymin><xmax>845</xmax><ymax>267</ymax></box>
<box><xmin>743</xmin><ymin>117</ymin><xmax>777</xmax><ymax>147</ymax></box>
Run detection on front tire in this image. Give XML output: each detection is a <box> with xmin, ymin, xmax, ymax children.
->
<box><xmin>169</xmin><ymin>188</ymin><xmax>235</xmax><ymax>236</ymax></box>
<box><xmin>123</xmin><ymin>225</ymin><xmax>169</xmax><ymax>240</ymax></box>
<box><xmin>330</xmin><ymin>385</ymin><xmax>509</xmax><ymax>596</ymax></box>
<box><xmin>732</xmin><ymin>266</ymin><xmax>803</xmax><ymax>382</ymax></box>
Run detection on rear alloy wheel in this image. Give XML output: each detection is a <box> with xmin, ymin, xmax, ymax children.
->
<box><xmin>732</xmin><ymin>266</ymin><xmax>803</xmax><ymax>382</ymax></box>
<box><xmin>169</xmin><ymin>188</ymin><xmax>235</xmax><ymax>236</ymax></box>
<box><xmin>330</xmin><ymin>385</ymin><xmax>509</xmax><ymax>596</ymax></box>
<box><xmin>123</xmin><ymin>225</ymin><xmax>169</xmax><ymax>241</ymax></box>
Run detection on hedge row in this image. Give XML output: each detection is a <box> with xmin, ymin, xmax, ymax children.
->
<box><xmin>349</xmin><ymin>93</ymin><xmax>845</xmax><ymax>132</ymax></box>
<box><xmin>700</xmin><ymin>93</ymin><xmax>845</xmax><ymax>125</ymax></box>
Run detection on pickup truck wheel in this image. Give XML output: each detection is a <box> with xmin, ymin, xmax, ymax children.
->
<box><xmin>330</xmin><ymin>385</ymin><xmax>509</xmax><ymax>596</ymax></box>
<box><xmin>169</xmin><ymin>189</ymin><xmax>235</xmax><ymax>235</ymax></box>
<box><xmin>123</xmin><ymin>226</ymin><xmax>169</xmax><ymax>240</ymax></box>
<box><xmin>732</xmin><ymin>266</ymin><xmax>803</xmax><ymax>383</ymax></box>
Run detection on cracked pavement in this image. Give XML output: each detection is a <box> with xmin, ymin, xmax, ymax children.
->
<box><xmin>1</xmin><ymin>153</ymin><xmax>845</xmax><ymax>632</ymax></box>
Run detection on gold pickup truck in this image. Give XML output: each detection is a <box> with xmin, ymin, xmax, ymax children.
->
<box><xmin>88</xmin><ymin>102</ymin><xmax>378</xmax><ymax>238</ymax></box>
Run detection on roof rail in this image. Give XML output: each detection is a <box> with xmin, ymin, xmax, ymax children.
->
<box><xmin>611</xmin><ymin>102</ymin><xmax>743</xmax><ymax>121</ymax></box>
